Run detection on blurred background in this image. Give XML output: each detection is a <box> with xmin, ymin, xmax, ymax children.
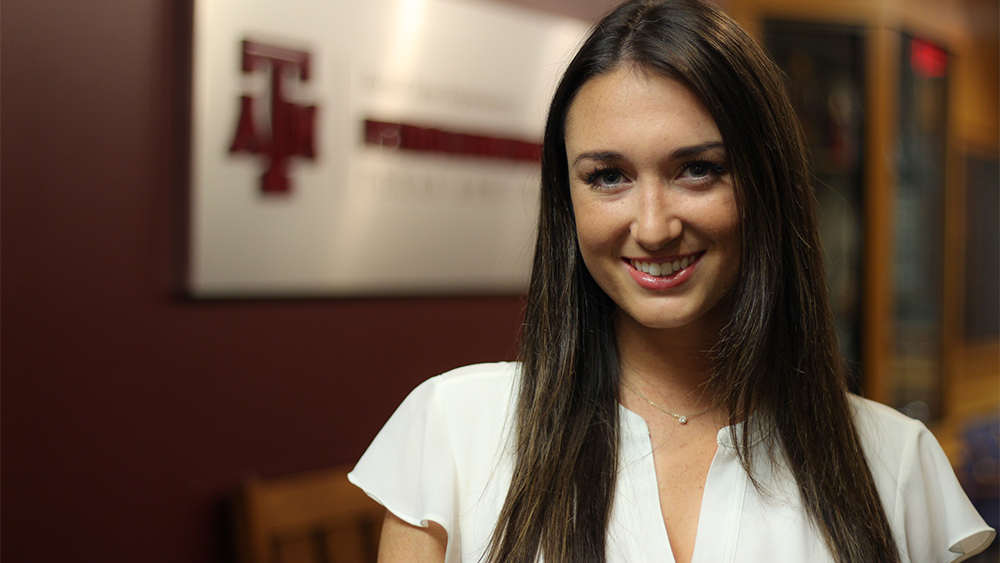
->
<box><xmin>2</xmin><ymin>0</ymin><xmax>997</xmax><ymax>561</ymax></box>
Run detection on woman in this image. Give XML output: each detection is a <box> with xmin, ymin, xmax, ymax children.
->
<box><xmin>349</xmin><ymin>1</ymin><xmax>995</xmax><ymax>561</ymax></box>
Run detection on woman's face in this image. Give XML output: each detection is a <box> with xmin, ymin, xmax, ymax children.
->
<box><xmin>565</xmin><ymin>65</ymin><xmax>740</xmax><ymax>332</ymax></box>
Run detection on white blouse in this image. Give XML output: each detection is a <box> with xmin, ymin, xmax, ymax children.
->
<box><xmin>348</xmin><ymin>362</ymin><xmax>995</xmax><ymax>562</ymax></box>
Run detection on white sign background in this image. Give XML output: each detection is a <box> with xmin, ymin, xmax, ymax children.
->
<box><xmin>189</xmin><ymin>0</ymin><xmax>589</xmax><ymax>296</ymax></box>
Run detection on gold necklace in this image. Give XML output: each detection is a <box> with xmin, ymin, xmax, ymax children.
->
<box><xmin>622</xmin><ymin>379</ymin><xmax>711</xmax><ymax>425</ymax></box>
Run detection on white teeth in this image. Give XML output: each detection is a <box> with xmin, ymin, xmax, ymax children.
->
<box><xmin>631</xmin><ymin>255</ymin><xmax>697</xmax><ymax>277</ymax></box>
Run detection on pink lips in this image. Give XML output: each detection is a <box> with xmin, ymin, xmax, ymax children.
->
<box><xmin>624</xmin><ymin>252</ymin><xmax>703</xmax><ymax>290</ymax></box>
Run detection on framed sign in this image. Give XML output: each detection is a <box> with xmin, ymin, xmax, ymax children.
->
<box><xmin>188</xmin><ymin>0</ymin><xmax>588</xmax><ymax>296</ymax></box>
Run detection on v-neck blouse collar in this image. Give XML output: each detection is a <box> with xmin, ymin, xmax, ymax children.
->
<box><xmin>614</xmin><ymin>403</ymin><xmax>751</xmax><ymax>562</ymax></box>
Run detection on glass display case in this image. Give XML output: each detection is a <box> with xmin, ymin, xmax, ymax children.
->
<box><xmin>891</xmin><ymin>35</ymin><xmax>950</xmax><ymax>422</ymax></box>
<box><xmin>764</xmin><ymin>20</ymin><xmax>867</xmax><ymax>391</ymax></box>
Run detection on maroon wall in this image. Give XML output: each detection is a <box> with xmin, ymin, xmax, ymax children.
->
<box><xmin>1</xmin><ymin>1</ymin><xmax>526</xmax><ymax>561</ymax></box>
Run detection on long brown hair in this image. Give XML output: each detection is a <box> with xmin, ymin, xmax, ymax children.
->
<box><xmin>487</xmin><ymin>1</ymin><xmax>899</xmax><ymax>561</ymax></box>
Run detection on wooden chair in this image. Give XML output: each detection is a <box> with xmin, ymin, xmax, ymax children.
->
<box><xmin>235</xmin><ymin>466</ymin><xmax>385</xmax><ymax>563</ymax></box>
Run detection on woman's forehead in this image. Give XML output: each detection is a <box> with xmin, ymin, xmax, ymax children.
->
<box><xmin>564</xmin><ymin>65</ymin><xmax>723</xmax><ymax>159</ymax></box>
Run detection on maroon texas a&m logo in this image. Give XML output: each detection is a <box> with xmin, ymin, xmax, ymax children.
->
<box><xmin>230</xmin><ymin>40</ymin><xmax>317</xmax><ymax>194</ymax></box>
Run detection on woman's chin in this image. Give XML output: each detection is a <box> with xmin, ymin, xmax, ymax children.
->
<box><xmin>616</xmin><ymin>295</ymin><xmax>732</xmax><ymax>334</ymax></box>
<box><xmin>618</xmin><ymin>309</ymin><xmax>701</xmax><ymax>331</ymax></box>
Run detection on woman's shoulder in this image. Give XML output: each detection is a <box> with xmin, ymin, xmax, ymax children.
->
<box><xmin>349</xmin><ymin>362</ymin><xmax>522</xmax><ymax>559</ymax></box>
<box><xmin>410</xmin><ymin>361</ymin><xmax>520</xmax><ymax>413</ymax></box>
<box><xmin>379</xmin><ymin>361</ymin><xmax>521</xmax><ymax>451</ymax></box>
<box><xmin>423</xmin><ymin>360</ymin><xmax>520</xmax><ymax>391</ymax></box>
<box><xmin>846</xmin><ymin>394</ymin><xmax>931</xmax><ymax>471</ymax></box>
<box><xmin>847</xmin><ymin>394</ymin><xmax>926</xmax><ymax>438</ymax></box>
<box><xmin>847</xmin><ymin>394</ymin><xmax>996</xmax><ymax>559</ymax></box>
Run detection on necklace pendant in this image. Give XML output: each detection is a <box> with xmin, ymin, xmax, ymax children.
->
<box><xmin>678</xmin><ymin>416</ymin><xmax>688</xmax><ymax>424</ymax></box>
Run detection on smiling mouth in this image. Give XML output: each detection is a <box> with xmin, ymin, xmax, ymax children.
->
<box><xmin>626</xmin><ymin>252</ymin><xmax>704</xmax><ymax>278</ymax></box>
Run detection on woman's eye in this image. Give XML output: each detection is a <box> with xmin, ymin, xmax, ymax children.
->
<box><xmin>687</xmin><ymin>162</ymin><xmax>711</xmax><ymax>177</ymax></box>
<box><xmin>585</xmin><ymin>168</ymin><xmax>628</xmax><ymax>188</ymax></box>
<box><xmin>681</xmin><ymin>160</ymin><xmax>726</xmax><ymax>182</ymax></box>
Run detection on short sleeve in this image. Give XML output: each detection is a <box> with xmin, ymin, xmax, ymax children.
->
<box><xmin>895</xmin><ymin>422</ymin><xmax>996</xmax><ymax>562</ymax></box>
<box><xmin>348</xmin><ymin>376</ymin><xmax>461</xmax><ymax>559</ymax></box>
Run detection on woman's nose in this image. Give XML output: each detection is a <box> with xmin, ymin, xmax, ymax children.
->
<box><xmin>631</xmin><ymin>183</ymin><xmax>682</xmax><ymax>251</ymax></box>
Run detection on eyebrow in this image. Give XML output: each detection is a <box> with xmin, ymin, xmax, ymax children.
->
<box><xmin>571</xmin><ymin>141</ymin><xmax>725</xmax><ymax>166</ymax></box>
